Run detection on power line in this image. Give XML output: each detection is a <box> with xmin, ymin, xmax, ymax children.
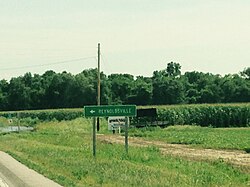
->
<box><xmin>100</xmin><ymin>53</ymin><xmax>111</xmax><ymax>74</ymax></box>
<box><xmin>0</xmin><ymin>56</ymin><xmax>96</xmax><ymax>71</ymax></box>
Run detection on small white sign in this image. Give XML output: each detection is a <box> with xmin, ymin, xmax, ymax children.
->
<box><xmin>108</xmin><ymin>116</ymin><xmax>126</xmax><ymax>131</ymax></box>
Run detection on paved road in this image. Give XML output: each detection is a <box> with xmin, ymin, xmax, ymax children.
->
<box><xmin>0</xmin><ymin>151</ymin><xmax>62</xmax><ymax>187</ymax></box>
<box><xmin>0</xmin><ymin>177</ymin><xmax>9</xmax><ymax>187</ymax></box>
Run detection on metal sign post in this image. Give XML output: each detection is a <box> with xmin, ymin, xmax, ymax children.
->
<box><xmin>93</xmin><ymin>117</ymin><xmax>96</xmax><ymax>157</ymax></box>
<box><xmin>84</xmin><ymin>105</ymin><xmax>137</xmax><ymax>157</ymax></box>
<box><xmin>17</xmin><ymin>112</ymin><xmax>20</xmax><ymax>132</ymax></box>
<box><xmin>125</xmin><ymin>117</ymin><xmax>129</xmax><ymax>154</ymax></box>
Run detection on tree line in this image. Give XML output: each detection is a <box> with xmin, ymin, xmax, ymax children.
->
<box><xmin>0</xmin><ymin>62</ymin><xmax>249</xmax><ymax>111</ymax></box>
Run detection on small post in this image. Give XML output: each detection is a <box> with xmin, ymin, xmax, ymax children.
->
<box><xmin>93</xmin><ymin>117</ymin><xmax>96</xmax><ymax>157</ymax></box>
<box><xmin>125</xmin><ymin>117</ymin><xmax>129</xmax><ymax>154</ymax></box>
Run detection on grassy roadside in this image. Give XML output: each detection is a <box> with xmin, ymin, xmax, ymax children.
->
<box><xmin>0</xmin><ymin>118</ymin><xmax>249</xmax><ymax>186</ymax></box>
<box><xmin>129</xmin><ymin>125</ymin><xmax>250</xmax><ymax>151</ymax></box>
<box><xmin>0</xmin><ymin>117</ymin><xmax>9</xmax><ymax>128</ymax></box>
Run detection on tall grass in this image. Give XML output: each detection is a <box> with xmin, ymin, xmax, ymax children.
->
<box><xmin>129</xmin><ymin>125</ymin><xmax>250</xmax><ymax>151</ymax></box>
<box><xmin>0</xmin><ymin>118</ymin><xmax>249</xmax><ymax>186</ymax></box>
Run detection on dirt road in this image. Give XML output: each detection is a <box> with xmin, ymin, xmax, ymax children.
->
<box><xmin>98</xmin><ymin>134</ymin><xmax>250</xmax><ymax>171</ymax></box>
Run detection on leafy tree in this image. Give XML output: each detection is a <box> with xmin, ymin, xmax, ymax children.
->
<box><xmin>152</xmin><ymin>71</ymin><xmax>185</xmax><ymax>104</ymax></box>
<box><xmin>8</xmin><ymin>77</ymin><xmax>31</xmax><ymax>110</ymax></box>
<box><xmin>228</xmin><ymin>74</ymin><xmax>250</xmax><ymax>102</ymax></box>
<box><xmin>241</xmin><ymin>67</ymin><xmax>250</xmax><ymax>80</ymax></box>
<box><xmin>44</xmin><ymin>72</ymin><xmax>74</xmax><ymax>108</ymax></box>
<box><xmin>29</xmin><ymin>74</ymin><xmax>45</xmax><ymax>109</ymax></box>
<box><xmin>166</xmin><ymin>62</ymin><xmax>181</xmax><ymax>77</ymax></box>
<box><xmin>108</xmin><ymin>74</ymin><xmax>134</xmax><ymax>104</ymax></box>
<box><xmin>0</xmin><ymin>63</ymin><xmax>249</xmax><ymax>111</ymax></box>
<box><xmin>67</xmin><ymin>70</ymin><xmax>96</xmax><ymax>107</ymax></box>
<box><xmin>127</xmin><ymin>76</ymin><xmax>152</xmax><ymax>105</ymax></box>
<box><xmin>186</xmin><ymin>88</ymin><xmax>200</xmax><ymax>103</ymax></box>
<box><xmin>0</xmin><ymin>80</ymin><xmax>9</xmax><ymax>110</ymax></box>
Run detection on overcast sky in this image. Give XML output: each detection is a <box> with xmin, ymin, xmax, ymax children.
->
<box><xmin>0</xmin><ymin>0</ymin><xmax>250</xmax><ymax>80</ymax></box>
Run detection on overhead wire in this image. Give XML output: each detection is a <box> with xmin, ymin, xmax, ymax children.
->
<box><xmin>100</xmin><ymin>52</ymin><xmax>112</xmax><ymax>75</ymax></box>
<box><xmin>0</xmin><ymin>56</ymin><xmax>96</xmax><ymax>71</ymax></box>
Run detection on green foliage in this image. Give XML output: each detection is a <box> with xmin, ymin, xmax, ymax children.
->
<box><xmin>0</xmin><ymin>65</ymin><xmax>250</xmax><ymax>111</ymax></box>
<box><xmin>0</xmin><ymin>109</ymin><xmax>83</xmax><ymax>122</ymax></box>
<box><xmin>166</xmin><ymin>61</ymin><xmax>182</xmax><ymax>77</ymax></box>
<box><xmin>152</xmin><ymin>76</ymin><xmax>185</xmax><ymax>104</ymax></box>
<box><xmin>0</xmin><ymin>116</ymin><xmax>40</xmax><ymax>128</ymax></box>
<box><xmin>241</xmin><ymin>67</ymin><xmax>250</xmax><ymax>80</ymax></box>
<box><xmin>0</xmin><ymin>119</ymin><xmax>249</xmax><ymax>186</ymax></box>
<box><xmin>245</xmin><ymin>148</ymin><xmax>250</xmax><ymax>153</ymax></box>
<box><xmin>127</xmin><ymin>76</ymin><xmax>152</xmax><ymax>105</ymax></box>
<box><xmin>129</xmin><ymin>125</ymin><xmax>250</xmax><ymax>151</ymax></box>
<box><xmin>108</xmin><ymin>73</ymin><xmax>134</xmax><ymax>104</ymax></box>
<box><xmin>0</xmin><ymin>117</ymin><xmax>9</xmax><ymax>127</ymax></box>
<box><xmin>156</xmin><ymin>103</ymin><xmax>250</xmax><ymax>127</ymax></box>
<box><xmin>0</xmin><ymin>103</ymin><xmax>249</xmax><ymax>128</ymax></box>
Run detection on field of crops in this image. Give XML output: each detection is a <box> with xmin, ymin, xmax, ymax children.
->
<box><xmin>0</xmin><ymin>103</ymin><xmax>249</xmax><ymax>127</ymax></box>
<box><xmin>0</xmin><ymin>103</ymin><xmax>249</xmax><ymax>186</ymax></box>
<box><xmin>155</xmin><ymin>103</ymin><xmax>250</xmax><ymax>127</ymax></box>
<box><xmin>0</xmin><ymin>118</ymin><xmax>249</xmax><ymax>186</ymax></box>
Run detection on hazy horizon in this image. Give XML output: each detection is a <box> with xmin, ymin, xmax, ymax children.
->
<box><xmin>1</xmin><ymin>1</ymin><xmax>250</xmax><ymax>80</ymax></box>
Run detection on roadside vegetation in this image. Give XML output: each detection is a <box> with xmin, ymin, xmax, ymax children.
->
<box><xmin>0</xmin><ymin>118</ymin><xmax>249</xmax><ymax>186</ymax></box>
<box><xmin>0</xmin><ymin>62</ymin><xmax>249</xmax><ymax>186</ymax></box>
<box><xmin>1</xmin><ymin>103</ymin><xmax>249</xmax><ymax>127</ymax></box>
<box><xmin>0</xmin><ymin>117</ymin><xmax>9</xmax><ymax>127</ymax></box>
<box><xmin>129</xmin><ymin>125</ymin><xmax>250</xmax><ymax>151</ymax></box>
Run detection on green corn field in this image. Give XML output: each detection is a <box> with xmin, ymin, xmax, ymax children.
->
<box><xmin>0</xmin><ymin>103</ymin><xmax>249</xmax><ymax>127</ymax></box>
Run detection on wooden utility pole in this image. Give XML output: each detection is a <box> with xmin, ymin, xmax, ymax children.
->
<box><xmin>97</xmin><ymin>43</ymin><xmax>101</xmax><ymax>131</ymax></box>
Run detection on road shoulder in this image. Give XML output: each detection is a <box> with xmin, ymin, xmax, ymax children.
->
<box><xmin>0</xmin><ymin>151</ymin><xmax>62</xmax><ymax>187</ymax></box>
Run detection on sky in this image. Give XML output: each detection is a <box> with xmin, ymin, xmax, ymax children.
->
<box><xmin>0</xmin><ymin>0</ymin><xmax>250</xmax><ymax>80</ymax></box>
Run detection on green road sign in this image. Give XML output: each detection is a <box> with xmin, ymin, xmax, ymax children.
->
<box><xmin>84</xmin><ymin>105</ymin><xmax>136</xmax><ymax>117</ymax></box>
